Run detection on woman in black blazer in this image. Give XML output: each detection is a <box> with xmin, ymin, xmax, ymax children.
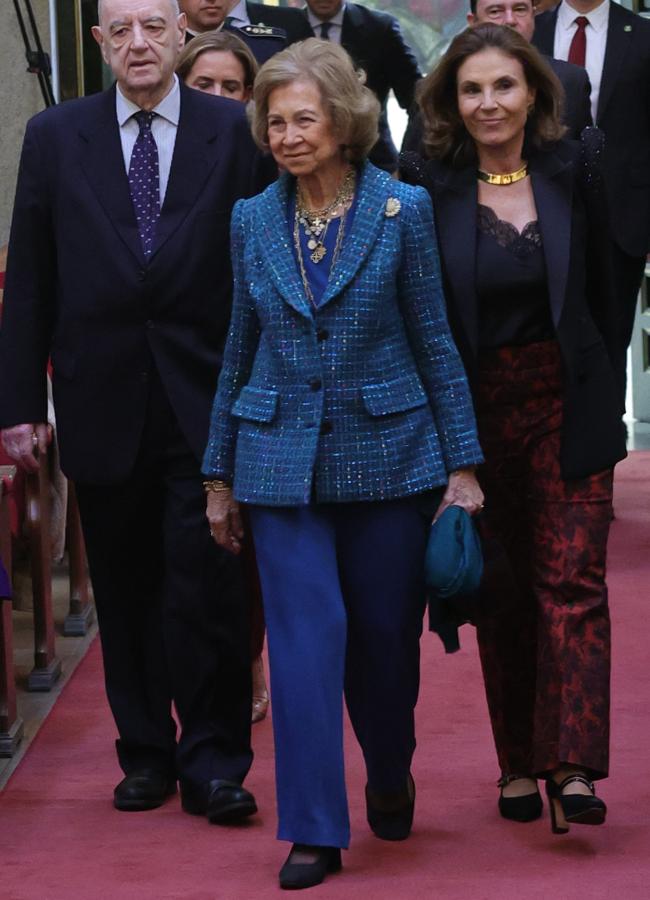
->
<box><xmin>401</xmin><ymin>23</ymin><xmax>626</xmax><ymax>834</ymax></box>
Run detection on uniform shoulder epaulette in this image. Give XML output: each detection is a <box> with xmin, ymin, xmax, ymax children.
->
<box><xmin>237</xmin><ymin>23</ymin><xmax>288</xmax><ymax>39</ymax></box>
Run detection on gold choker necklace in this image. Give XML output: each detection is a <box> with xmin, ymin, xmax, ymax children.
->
<box><xmin>477</xmin><ymin>163</ymin><xmax>528</xmax><ymax>186</ymax></box>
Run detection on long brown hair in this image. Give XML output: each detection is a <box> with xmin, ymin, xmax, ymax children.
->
<box><xmin>418</xmin><ymin>23</ymin><xmax>566</xmax><ymax>166</ymax></box>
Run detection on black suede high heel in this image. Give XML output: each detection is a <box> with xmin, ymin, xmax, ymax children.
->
<box><xmin>279</xmin><ymin>844</ymin><xmax>342</xmax><ymax>890</ymax></box>
<box><xmin>545</xmin><ymin>774</ymin><xmax>607</xmax><ymax>834</ymax></box>
<box><xmin>366</xmin><ymin>772</ymin><xmax>415</xmax><ymax>841</ymax></box>
<box><xmin>497</xmin><ymin>774</ymin><xmax>543</xmax><ymax>822</ymax></box>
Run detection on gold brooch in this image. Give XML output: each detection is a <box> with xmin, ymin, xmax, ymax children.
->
<box><xmin>385</xmin><ymin>197</ymin><xmax>401</xmax><ymax>217</ymax></box>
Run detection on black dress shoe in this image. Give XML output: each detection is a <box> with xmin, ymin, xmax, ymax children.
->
<box><xmin>498</xmin><ymin>774</ymin><xmax>543</xmax><ymax>823</ymax></box>
<box><xmin>366</xmin><ymin>772</ymin><xmax>415</xmax><ymax>841</ymax></box>
<box><xmin>113</xmin><ymin>769</ymin><xmax>176</xmax><ymax>812</ymax></box>
<box><xmin>279</xmin><ymin>844</ymin><xmax>342</xmax><ymax>890</ymax></box>
<box><xmin>180</xmin><ymin>778</ymin><xmax>257</xmax><ymax>824</ymax></box>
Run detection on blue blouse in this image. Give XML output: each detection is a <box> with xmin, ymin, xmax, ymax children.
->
<box><xmin>289</xmin><ymin>190</ymin><xmax>358</xmax><ymax>307</ymax></box>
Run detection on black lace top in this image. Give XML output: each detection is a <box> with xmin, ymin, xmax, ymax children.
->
<box><xmin>476</xmin><ymin>204</ymin><xmax>554</xmax><ymax>350</ymax></box>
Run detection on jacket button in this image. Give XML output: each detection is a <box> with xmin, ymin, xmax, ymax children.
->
<box><xmin>309</xmin><ymin>378</ymin><xmax>322</xmax><ymax>391</ymax></box>
<box><xmin>320</xmin><ymin>421</ymin><xmax>332</xmax><ymax>435</ymax></box>
<box><xmin>140</xmin><ymin>371</ymin><xmax>150</xmax><ymax>382</ymax></box>
<box><xmin>146</xmin><ymin>319</ymin><xmax>154</xmax><ymax>329</ymax></box>
<box><xmin>138</xmin><ymin>270</ymin><xmax>147</xmax><ymax>282</ymax></box>
<box><xmin>316</xmin><ymin>328</ymin><xmax>329</xmax><ymax>342</ymax></box>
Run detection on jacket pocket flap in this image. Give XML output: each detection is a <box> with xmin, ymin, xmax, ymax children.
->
<box><xmin>232</xmin><ymin>386</ymin><xmax>279</xmax><ymax>423</ymax></box>
<box><xmin>362</xmin><ymin>375</ymin><xmax>427</xmax><ymax>416</ymax></box>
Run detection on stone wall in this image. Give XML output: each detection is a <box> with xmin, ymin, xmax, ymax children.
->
<box><xmin>0</xmin><ymin>1</ymin><xmax>51</xmax><ymax>247</ymax></box>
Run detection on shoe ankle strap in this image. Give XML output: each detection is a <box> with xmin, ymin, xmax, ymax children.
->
<box><xmin>554</xmin><ymin>774</ymin><xmax>595</xmax><ymax>792</ymax></box>
<box><xmin>497</xmin><ymin>773</ymin><xmax>535</xmax><ymax>787</ymax></box>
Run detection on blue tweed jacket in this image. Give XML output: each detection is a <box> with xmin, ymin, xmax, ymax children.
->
<box><xmin>203</xmin><ymin>161</ymin><xmax>482</xmax><ymax>506</ymax></box>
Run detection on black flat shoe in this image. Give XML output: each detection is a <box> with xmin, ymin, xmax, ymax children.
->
<box><xmin>546</xmin><ymin>774</ymin><xmax>607</xmax><ymax>834</ymax></box>
<box><xmin>366</xmin><ymin>772</ymin><xmax>415</xmax><ymax>841</ymax></box>
<box><xmin>497</xmin><ymin>774</ymin><xmax>543</xmax><ymax>823</ymax></box>
<box><xmin>113</xmin><ymin>769</ymin><xmax>176</xmax><ymax>811</ymax></box>
<box><xmin>180</xmin><ymin>778</ymin><xmax>257</xmax><ymax>824</ymax></box>
<box><xmin>279</xmin><ymin>844</ymin><xmax>342</xmax><ymax>890</ymax></box>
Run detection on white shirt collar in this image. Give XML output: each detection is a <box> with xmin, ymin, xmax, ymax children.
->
<box><xmin>558</xmin><ymin>0</ymin><xmax>610</xmax><ymax>34</ymax></box>
<box><xmin>227</xmin><ymin>0</ymin><xmax>250</xmax><ymax>26</ymax></box>
<box><xmin>306</xmin><ymin>2</ymin><xmax>345</xmax><ymax>28</ymax></box>
<box><xmin>116</xmin><ymin>73</ymin><xmax>181</xmax><ymax>127</ymax></box>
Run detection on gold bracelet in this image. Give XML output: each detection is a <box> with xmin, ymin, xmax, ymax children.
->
<box><xmin>203</xmin><ymin>479</ymin><xmax>232</xmax><ymax>494</ymax></box>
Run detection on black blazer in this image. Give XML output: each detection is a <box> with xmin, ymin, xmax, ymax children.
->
<box><xmin>534</xmin><ymin>4</ymin><xmax>650</xmax><ymax>257</ymax></box>
<box><xmin>0</xmin><ymin>84</ymin><xmax>273</xmax><ymax>484</ymax></box>
<box><xmin>401</xmin><ymin>53</ymin><xmax>591</xmax><ymax>155</ymax></box>
<box><xmin>547</xmin><ymin>57</ymin><xmax>592</xmax><ymax>138</ymax></box>
<box><xmin>305</xmin><ymin>2</ymin><xmax>422</xmax><ymax>171</ymax></box>
<box><xmin>400</xmin><ymin>134</ymin><xmax>626</xmax><ymax>480</ymax></box>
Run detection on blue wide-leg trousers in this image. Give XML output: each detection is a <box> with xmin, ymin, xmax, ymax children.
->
<box><xmin>248</xmin><ymin>499</ymin><xmax>430</xmax><ymax>849</ymax></box>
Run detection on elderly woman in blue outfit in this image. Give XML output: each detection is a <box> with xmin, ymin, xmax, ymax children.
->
<box><xmin>203</xmin><ymin>38</ymin><xmax>484</xmax><ymax>890</ymax></box>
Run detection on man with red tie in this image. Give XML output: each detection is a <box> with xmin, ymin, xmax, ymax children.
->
<box><xmin>534</xmin><ymin>1</ymin><xmax>650</xmax><ymax>406</ymax></box>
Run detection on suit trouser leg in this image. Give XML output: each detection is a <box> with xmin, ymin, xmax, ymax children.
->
<box><xmin>161</xmin><ymin>460</ymin><xmax>253</xmax><ymax>786</ymax></box>
<box><xmin>474</xmin><ymin>342</ymin><xmax>612</xmax><ymax>779</ymax></box>
<box><xmin>248</xmin><ymin>499</ymin><xmax>429</xmax><ymax>846</ymax></box>
<box><xmin>76</xmin><ymin>477</ymin><xmax>177</xmax><ymax>775</ymax></box>
<box><xmin>248</xmin><ymin>505</ymin><xmax>350</xmax><ymax>848</ymax></box>
<box><xmin>76</xmin><ymin>372</ymin><xmax>252</xmax><ymax>784</ymax></box>
<box><xmin>335</xmin><ymin>499</ymin><xmax>429</xmax><ymax>795</ymax></box>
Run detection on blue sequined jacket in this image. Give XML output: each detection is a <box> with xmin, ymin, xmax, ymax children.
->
<box><xmin>203</xmin><ymin>161</ymin><xmax>483</xmax><ymax>506</ymax></box>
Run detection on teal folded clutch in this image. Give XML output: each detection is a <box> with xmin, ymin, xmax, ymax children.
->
<box><xmin>424</xmin><ymin>505</ymin><xmax>483</xmax><ymax>598</ymax></box>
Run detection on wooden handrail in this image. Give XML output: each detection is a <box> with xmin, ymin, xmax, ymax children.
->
<box><xmin>0</xmin><ymin>465</ymin><xmax>24</xmax><ymax>756</ymax></box>
<box><xmin>24</xmin><ymin>450</ymin><xmax>61</xmax><ymax>691</ymax></box>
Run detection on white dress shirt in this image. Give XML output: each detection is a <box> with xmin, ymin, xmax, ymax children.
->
<box><xmin>226</xmin><ymin>0</ymin><xmax>251</xmax><ymax>27</ymax></box>
<box><xmin>554</xmin><ymin>0</ymin><xmax>610</xmax><ymax>123</ymax></box>
<box><xmin>306</xmin><ymin>3</ymin><xmax>346</xmax><ymax>44</ymax></box>
<box><xmin>116</xmin><ymin>74</ymin><xmax>181</xmax><ymax>207</ymax></box>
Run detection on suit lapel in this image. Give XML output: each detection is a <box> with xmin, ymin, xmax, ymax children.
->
<box><xmin>78</xmin><ymin>86</ymin><xmax>145</xmax><ymax>266</ymax></box>
<box><xmin>530</xmin><ymin>150</ymin><xmax>573</xmax><ymax>328</ymax></box>
<box><xmin>532</xmin><ymin>8</ymin><xmax>558</xmax><ymax>56</ymax></box>
<box><xmin>596</xmin><ymin>4</ymin><xmax>631</xmax><ymax>123</ymax></box>
<box><xmin>318</xmin><ymin>163</ymin><xmax>390</xmax><ymax>309</ymax></box>
<box><xmin>152</xmin><ymin>83</ymin><xmax>223</xmax><ymax>258</ymax></box>
<box><xmin>340</xmin><ymin>5</ymin><xmax>363</xmax><ymax>58</ymax></box>
<box><xmin>252</xmin><ymin>173</ymin><xmax>313</xmax><ymax>319</ymax></box>
<box><xmin>430</xmin><ymin>165</ymin><xmax>480</xmax><ymax>355</ymax></box>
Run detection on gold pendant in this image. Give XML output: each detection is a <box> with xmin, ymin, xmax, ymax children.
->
<box><xmin>310</xmin><ymin>244</ymin><xmax>327</xmax><ymax>264</ymax></box>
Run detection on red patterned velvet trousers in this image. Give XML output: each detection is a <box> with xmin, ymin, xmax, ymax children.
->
<box><xmin>474</xmin><ymin>341</ymin><xmax>612</xmax><ymax>780</ymax></box>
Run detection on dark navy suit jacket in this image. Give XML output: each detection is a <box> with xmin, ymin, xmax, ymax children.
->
<box><xmin>534</xmin><ymin>3</ymin><xmax>650</xmax><ymax>257</ymax></box>
<box><xmin>0</xmin><ymin>82</ymin><xmax>273</xmax><ymax>484</ymax></box>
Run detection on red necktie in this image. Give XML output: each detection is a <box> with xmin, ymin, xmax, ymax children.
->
<box><xmin>568</xmin><ymin>16</ymin><xmax>589</xmax><ymax>68</ymax></box>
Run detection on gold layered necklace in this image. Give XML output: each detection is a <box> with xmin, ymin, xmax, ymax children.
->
<box><xmin>477</xmin><ymin>162</ymin><xmax>528</xmax><ymax>186</ymax></box>
<box><xmin>296</xmin><ymin>168</ymin><xmax>356</xmax><ymax>264</ymax></box>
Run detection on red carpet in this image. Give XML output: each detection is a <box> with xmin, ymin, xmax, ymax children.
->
<box><xmin>2</xmin><ymin>452</ymin><xmax>649</xmax><ymax>899</ymax></box>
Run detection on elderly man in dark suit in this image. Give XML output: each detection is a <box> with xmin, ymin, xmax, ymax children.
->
<box><xmin>533</xmin><ymin>0</ymin><xmax>650</xmax><ymax>402</ymax></box>
<box><xmin>181</xmin><ymin>0</ymin><xmax>312</xmax><ymax>63</ymax></box>
<box><xmin>0</xmin><ymin>0</ymin><xmax>272</xmax><ymax>821</ymax></box>
<box><xmin>401</xmin><ymin>0</ymin><xmax>591</xmax><ymax>154</ymax></box>
<box><xmin>303</xmin><ymin>0</ymin><xmax>422</xmax><ymax>172</ymax></box>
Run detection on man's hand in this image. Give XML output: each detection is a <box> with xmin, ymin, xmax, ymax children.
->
<box><xmin>206</xmin><ymin>488</ymin><xmax>244</xmax><ymax>555</ymax></box>
<box><xmin>1</xmin><ymin>423</ymin><xmax>50</xmax><ymax>473</ymax></box>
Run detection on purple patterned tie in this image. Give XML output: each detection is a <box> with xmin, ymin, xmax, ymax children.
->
<box><xmin>128</xmin><ymin>110</ymin><xmax>160</xmax><ymax>259</ymax></box>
